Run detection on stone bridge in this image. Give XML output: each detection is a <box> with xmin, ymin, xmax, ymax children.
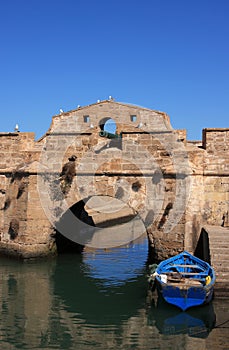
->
<box><xmin>0</xmin><ymin>100</ymin><xmax>228</xmax><ymax>260</ymax></box>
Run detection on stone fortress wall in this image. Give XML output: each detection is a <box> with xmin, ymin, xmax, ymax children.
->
<box><xmin>0</xmin><ymin>100</ymin><xmax>228</xmax><ymax>260</ymax></box>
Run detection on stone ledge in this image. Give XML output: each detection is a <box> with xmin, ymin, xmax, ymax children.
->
<box><xmin>203</xmin><ymin>128</ymin><xmax>229</xmax><ymax>132</ymax></box>
<box><xmin>0</xmin><ymin>241</ymin><xmax>57</xmax><ymax>259</ymax></box>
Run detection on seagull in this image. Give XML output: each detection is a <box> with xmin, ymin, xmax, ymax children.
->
<box><xmin>14</xmin><ymin>124</ymin><xmax>19</xmax><ymax>132</ymax></box>
<box><xmin>59</xmin><ymin>109</ymin><xmax>64</xmax><ymax>114</ymax></box>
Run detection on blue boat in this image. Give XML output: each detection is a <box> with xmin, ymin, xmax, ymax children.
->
<box><xmin>149</xmin><ymin>251</ymin><xmax>216</xmax><ymax>311</ymax></box>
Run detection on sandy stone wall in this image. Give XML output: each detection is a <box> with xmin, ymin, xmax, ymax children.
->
<box><xmin>203</xmin><ymin>129</ymin><xmax>229</xmax><ymax>227</ymax></box>
<box><xmin>0</xmin><ymin>101</ymin><xmax>228</xmax><ymax>259</ymax></box>
<box><xmin>184</xmin><ymin>129</ymin><xmax>229</xmax><ymax>253</ymax></box>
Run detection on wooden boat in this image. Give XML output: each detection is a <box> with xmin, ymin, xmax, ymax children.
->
<box><xmin>149</xmin><ymin>251</ymin><xmax>216</xmax><ymax>311</ymax></box>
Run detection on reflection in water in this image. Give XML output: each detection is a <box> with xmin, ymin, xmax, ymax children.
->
<box><xmin>0</xmin><ymin>240</ymin><xmax>228</xmax><ymax>349</ymax></box>
<box><xmin>148</xmin><ymin>296</ymin><xmax>216</xmax><ymax>338</ymax></box>
<box><xmin>82</xmin><ymin>238</ymin><xmax>148</xmax><ymax>288</ymax></box>
<box><xmin>53</xmin><ymin>239</ymin><xmax>148</xmax><ymax>326</ymax></box>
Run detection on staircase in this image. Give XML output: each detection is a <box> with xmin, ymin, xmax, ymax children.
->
<box><xmin>204</xmin><ymin>225</ymin><xmax>229</xmax><ymax>298</ymax></box>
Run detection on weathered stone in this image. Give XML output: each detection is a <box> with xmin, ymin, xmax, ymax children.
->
<box><xmin>0</xmin><ymin>100</ymin><xmax>228</xmax><ymax>260</ymax></box>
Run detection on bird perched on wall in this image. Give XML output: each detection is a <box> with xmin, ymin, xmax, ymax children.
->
<box><xmin>14</xmin><ymin>124</ymin><xmax>19</xmax><ymax>132</ymax></box>
<box><xmin>59</xmin><ymin>109</ymin><xmax>64</xmax><ymax>114</ymax></box>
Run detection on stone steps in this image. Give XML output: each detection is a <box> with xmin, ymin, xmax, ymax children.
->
<box><xmin>214</xmin><ymin>267</ymin><xmax>229</xmax><ymax>274</ymax></box>
<box><xmin>211</xmin><ymin>254</ymin><xmax>229</xmax><ymax>261</ymax></box>
<box><xmin>209</xmin><ymin>238</ymin><xmax>229</xmax><ymax>245</ymax></box>
<box><xmin>209</xmin><ymin>242</ymin><xmax>229</xmax><ymax>248</ymax></box>
<box><xmin>214</xmin><ymin>281</ymin><xmax>229</xmax><ymax>298</ymax></box>
<box><xmin>211</xmin><ymin>250</ymin><xmax>229</xmax><ymax>257</ymax></box>
<box><xmin>209</xmin><ymin>236</ymin><xmax>229</xmax><ymax>243</ymax></box>
<box><xmin>203</xmin><ymin>225</ymin><xmax>229</xmax><ymax>298</ymax></box>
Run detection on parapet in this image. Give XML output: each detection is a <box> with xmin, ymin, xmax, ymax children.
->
<box><xmin>202</xmin><ymin>128</ymin><xmax>229</xmax><ymax>152</ymax></box>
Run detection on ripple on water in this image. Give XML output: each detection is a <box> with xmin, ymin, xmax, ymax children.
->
<box><xmin>82</xmin><ymin>237</ymin><xmax>149</xmax><ymax>288</ymax></box>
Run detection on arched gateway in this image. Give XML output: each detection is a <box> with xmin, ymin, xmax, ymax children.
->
<box><xmin>0</xmin><ymin>100</ymin><xmax>228</xmax><ymax>260</ymax></box>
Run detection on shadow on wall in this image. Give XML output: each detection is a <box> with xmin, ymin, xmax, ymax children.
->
<box><xmin>55</xmin><ymin>199</ymin><xmax>95</xmax><ymax>254</ymax></box>
<box><xmin>157</xmin><ymin>203</ymin><xmax>173</xmax><ymax>230</ymax></box>
<box><xmin>194</xmin><ymin>228</ymin><xmax>211</xmax><ymax>264</ymax></box>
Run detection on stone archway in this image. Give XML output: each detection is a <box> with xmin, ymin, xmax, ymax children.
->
<box><xmin>99</xmin><ymin>117</ymin><xmax>117</xmax><ymax>134</ymax></box>
<box><xmin>54</xmin><ymin>195</ymin><xmax>147</xmax><ymax>253</ymax></box>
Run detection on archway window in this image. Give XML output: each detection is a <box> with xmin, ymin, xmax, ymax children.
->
<box><xmin>99</xmin><ymin>118</ymin><xmax>117</xmax><ymax>134</ymax></box>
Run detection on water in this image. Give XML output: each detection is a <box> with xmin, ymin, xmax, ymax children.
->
<box><xmin>0</xmin><ymin>238</ymin><xmax>228</xmax><ymax>350</ymax></box>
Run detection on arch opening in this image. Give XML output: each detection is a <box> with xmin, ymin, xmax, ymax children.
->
<box><xmin>99</xmin><ymin>118</ymin><xmax>117</xmax><ymax>134</ymax></box>
<box><xmin>55</xmin><ymin>199</ymin><xmax>95</xmax><ymax>254</ymax></box>
<box><xmin>54</xmin><ymin>195</ymin><xmax>147</xmax><ymax>254</ymax></box>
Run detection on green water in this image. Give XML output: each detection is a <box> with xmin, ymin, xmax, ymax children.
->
<box><xmin>0</xmin><ymin>239</ymin><xmax>228</xmax><ymax>350</ymax></box>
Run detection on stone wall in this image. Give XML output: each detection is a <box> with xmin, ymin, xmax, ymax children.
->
<box><xmin>0</xmin><ymin>101</ymin><xmax>228</xmax><ymax>259</ymax></box>
<box><xmin>203</xmin><ymin>129</ymin><xmax>229</xmax><ymax>227</ymax></box>
<box><xmin>184</xmin><ymin>128</ymin><xmax>229</xmax><ymax>253</ymax></box>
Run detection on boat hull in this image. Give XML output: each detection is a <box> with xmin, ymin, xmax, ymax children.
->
<box><xmin>157</xmin><ymin>282</ymin><xmax>214</xmax><ymax>311</ymax></box>
<box><xmin>152</xmin><ymin>251</ymin><xmax>215</xmax><ymax>311</ymax></box>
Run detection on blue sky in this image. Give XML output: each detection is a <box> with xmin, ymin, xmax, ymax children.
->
<box><xmin>0</xmin><ymin>0</ymin><xmax>228</xmax><ymax>140</ymax></box>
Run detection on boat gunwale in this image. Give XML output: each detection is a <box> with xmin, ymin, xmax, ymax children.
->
<box><xmin>155</xmin><ymin>251</ymin><xmax>216</xmax><ymax>289</ymax></box>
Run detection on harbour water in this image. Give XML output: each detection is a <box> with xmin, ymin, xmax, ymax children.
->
<box><xmin>0</xmin><ymin>238</ymin><xmax>228</xmax><ymax>350</ymax></box>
